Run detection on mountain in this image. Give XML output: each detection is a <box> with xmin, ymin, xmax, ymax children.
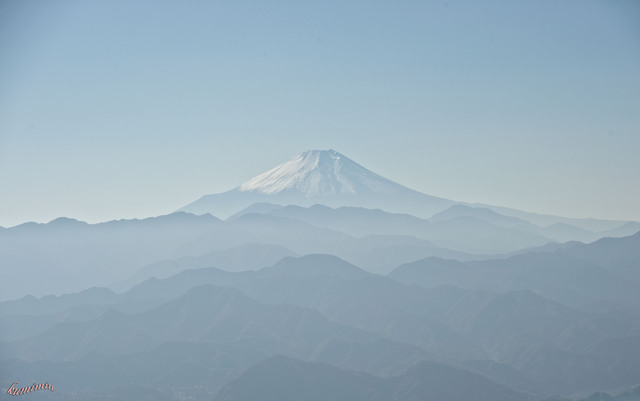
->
<box><xmin>431</xmin><ymin>205</ymin><xmax>600</xmax><ymax>243</ymax></box>
<box><xmin>214</xmin><ymin>355</ymin><xmax>390</xmax><ymax>401</ymax></box>
<box><xmin>475</xmin><ymin>203</ymin><xmax>636</xmax><ymax>233</ymax></box>
<box><xmin>1</xmin><ymin>207</ymin><xmax>482</xmax><ymax>300</ymax></box>
<box><xmin>389</xmin><ymin>231</ymin><xmax>640</xmax><ymax>308</ymax></box>
<box><xmin>179</xmin><ymin>149</ymin><xmax>454</xmax><ymax>218</ymax></box>
<box><xmin>5</xmin><ymin>249</ymin><xmax>640</xmax><ymax>396</ymax></box>
<box><xmin>232</xmin><ymin>203</ymin><xmax>555</xmax><ymax>256</ymax></box>
<box><xmin>214</xmin><ymin>355</ymin><xmax>528</xmax><ymax>401</ymax></box>
<box><xmin>111</xmin><ymin>243</ymin><xmax>297</xmax><ymax>292</ymax></box>
<box><xmin>262</xmin><ymin>254</ymin><xmax>370</xmax><ymax>280</ymax></box>
<box><xmin>179</xmin><ymin>149</ymin><xmax>637</xmax><ymax>234</ymax></box>
<box><xmin>6</xmin><ymin>285</ymin><xmax>377</xmax><ymax>361</ymax></box>
<box><xmin>0</xmin><ymin>212</ymin><xmax>251</xmax><ymax>301</ymax></box>
<box><xmin>430</xmin><ymin>204</ymin><xmax>540</xmax><ymax>231</ymax></box>
<box><xmin>0</xmin><ymin>339</ymin><xmax>435</xmax><ymax>401</ymax></box>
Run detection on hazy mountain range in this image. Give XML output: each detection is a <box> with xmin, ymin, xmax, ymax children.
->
<box><xmin>1</xmin><ymin>149</ymin><xmax>639</xmax><ymax>400</ymax></box>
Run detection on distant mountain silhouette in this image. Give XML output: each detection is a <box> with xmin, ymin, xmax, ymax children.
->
<box><xmin>111</xmin><ymin>243</ymin><xmax>297</xmax><ymax>292</ymax></box>
<box><xmin>389</xmin><ymin>231</ymin><xmax>640</xmax><ymax>307</ymax></box>
<box><xmin>263</xmin><ymin>254</ymin><xmax>370</xmax><ymax>280</ymax></box>
<box><xmin>232</xmin><ymin>203</ymin><xmax>555</xmax><ymax>254</ymax></box>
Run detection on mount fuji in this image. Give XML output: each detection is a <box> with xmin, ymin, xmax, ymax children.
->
<box><xmin>180</xmin><ymin>149</ymin><xmax>455</xmax><ymax>218</ymax></box>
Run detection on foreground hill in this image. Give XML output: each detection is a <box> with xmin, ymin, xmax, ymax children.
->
<box><xmin>214</xmin><ymin>355</ymin><xmax>527</xmax><ymax>401</ymax></box>
<box><xmin>4</xmin><ymin>248</ymin><xmax>640</xmax><ymax>396</ymax></box>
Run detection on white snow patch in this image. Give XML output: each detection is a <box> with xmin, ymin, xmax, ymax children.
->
<box><xmin>237</xmin><ymin>149</ymin><xmax>405</xmax><ymax>197</ymax></box>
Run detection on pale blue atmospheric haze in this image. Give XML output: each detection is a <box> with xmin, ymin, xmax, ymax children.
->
<box><xmin>0</xmin><ymin>0</ymin><xmax>639</xmax><ymax>227</ymax></box>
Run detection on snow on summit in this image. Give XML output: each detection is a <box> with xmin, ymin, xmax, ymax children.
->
<box><xmin>179</xmin><ymin>149</ymin><xmax>454</xmax><ymax>218</ymax></box>
<box><xmin>238</xmin><ymin>149</ymin><xmax>398</xmax><ymax>197</ymax></box>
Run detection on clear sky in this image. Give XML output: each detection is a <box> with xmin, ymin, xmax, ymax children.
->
<box><xmin>1</xmin><ymin>0</ymin><xmax>639</xmax><ymax>227</ymax></box>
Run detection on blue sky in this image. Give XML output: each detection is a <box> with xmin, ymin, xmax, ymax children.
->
<box><xmin>1</xmin><ymin>0</ymin><xmax>639</xmax><ymax>227</ymax></box>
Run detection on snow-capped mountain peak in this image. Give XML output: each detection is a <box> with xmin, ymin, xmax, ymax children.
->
<box><xmin>180</xmin><ymin>149</ymin><xmax>453</xmax><ymax>218</ymax></box>
<box><xmin>238</xmin><ymin>149</ymin><xmax>395</xmax><ymax>197</ymax></box>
